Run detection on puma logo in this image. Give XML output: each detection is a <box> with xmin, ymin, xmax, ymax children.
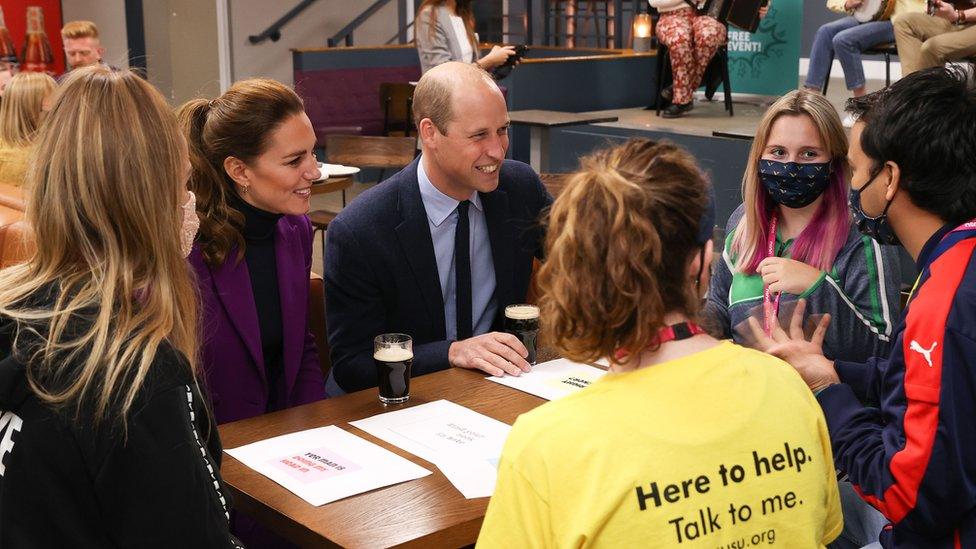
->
<box><xmin>910</xmin><ymin>340</ymin><xmax>937</xmax><ymax>368</ymax></box>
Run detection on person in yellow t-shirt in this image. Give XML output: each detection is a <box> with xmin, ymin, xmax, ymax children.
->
<box><xmin>478</xmin><ymin>138</ymin><xmax>842</xmax><ymax>548</ymax></box>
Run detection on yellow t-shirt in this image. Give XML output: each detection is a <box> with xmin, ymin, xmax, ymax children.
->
<box><xmin>478</xmin><ymin>342</ymin><xmax>842</xmax><ymax>549</ymax></box>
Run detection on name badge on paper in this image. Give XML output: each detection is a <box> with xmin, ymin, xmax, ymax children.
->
<box><xmin>269</xmin><ymin>447</ymin><xmax>363</xmax><ymax>483</ymax></box>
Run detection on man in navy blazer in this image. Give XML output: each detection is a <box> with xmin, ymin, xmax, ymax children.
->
<box><xmin>325</xmin><ymin>62</ymin><xmax>552</xmax><ymax>393</ymax></box>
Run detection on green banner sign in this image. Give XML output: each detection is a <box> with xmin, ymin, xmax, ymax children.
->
<box><xmin>725</xmin><ymin>0</ymin><xmax>803</xmax><ymax>96</ymax></box>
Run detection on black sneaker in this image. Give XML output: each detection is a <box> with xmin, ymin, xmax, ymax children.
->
<box><xmin>661</xmin><ymin>102</ymin><xmax>693</xmax><ymax>118</ymax></box>
<box><xmin>660</xmin><ymin>85</ymin><xmax>673</xmax><ymax>103</ymax></box>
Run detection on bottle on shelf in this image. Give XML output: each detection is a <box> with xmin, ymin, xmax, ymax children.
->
<box><xmin>22</xmin><ymin>6</ymin><xmax>54</xmax><ymax>75</ymax></box>
<box><xmin>0</xmin><ymin>6</ymin><xmax>18</xmax><ymax>71</ymax></box>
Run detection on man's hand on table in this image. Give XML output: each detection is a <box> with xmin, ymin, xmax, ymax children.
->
<box><xmin>449</xmin><ymin>333</ymin><xmax>532</xmax><ymax>377</ymax></box>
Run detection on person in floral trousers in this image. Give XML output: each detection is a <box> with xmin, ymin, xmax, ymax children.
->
<box><xmin>650</xmin><ymin>0</ymin><xmax>727</xmax><ymax>118</ymax></box>
<box><xmin>650</xmin><ymin>1</ymin><xmax>769</xmax><ymax>118</ymax></box>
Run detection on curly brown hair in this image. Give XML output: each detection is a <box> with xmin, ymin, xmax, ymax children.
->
<box><xmin>537</xmin><ymin>138</ymin><xmax>710</xmax><ymax>366</ymax></box>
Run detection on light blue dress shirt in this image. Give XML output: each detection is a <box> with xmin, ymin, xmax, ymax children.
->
<box><xmin>417</xmin><ymin>156</ymin><xmax>497</xmax><ymax>341</ymax></box>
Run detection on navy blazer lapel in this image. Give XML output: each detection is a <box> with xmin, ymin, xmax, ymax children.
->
<box><xmin>394</xmin><ymin>162</ymin><xmax>447</xmax><ymax>337</ymax></box>
<box><xmin>208</xmin><ymin>251</ymin><xmax>266</xmax><ymax>380</ymax></box>
<box><xmin>481</xmin><ymin>188</ymin><xmax>514</xmax><ymax>315</ymax></box>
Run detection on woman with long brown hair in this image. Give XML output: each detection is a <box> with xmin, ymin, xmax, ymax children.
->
<box><xmin>0</xmin><ymin>67</ymin><xmax>239</xmax><ymax>546</ymax></box>
<box><xmin>415</xmin><ymin>0</ymin><xmax>516</xmax><ymax>73</ymax></box>
<box><xmin>178</xmin><ymin>78</ymin><xmax>326</xmax><ymax>428</ymax></box>
<box><xmin>0</xmin><ymin>71</ymin><xmax>56</xmax><ymax>186</ymax></box>
<box><xmin>479</xmin><ymin>138</ymin><xmax>841</xmax><ymax>547</ymax></box>
<box><xmin>179</xmin><ymin>78</ymin><xmax>326</xmax><ymax>547</ymax></box>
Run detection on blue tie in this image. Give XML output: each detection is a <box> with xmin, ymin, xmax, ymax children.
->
<box><xmin>455</xmin><ymin>200</ymin><xmax>472</xmax><ymax>340</ymax></box>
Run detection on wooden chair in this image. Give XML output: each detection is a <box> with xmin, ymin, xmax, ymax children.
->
<box><xmin>0</xmin><ymin>183</ymin><xmax>25</xmax><ymax>211</ymax></box>
<box><xmin>309</xmin><ymin>135</ymin><xmax>418</xmax><ymax>268</ymax></box>
<box><xmin>539</xmin><ymin>173</ymin><xmax>571</xmax><ymax>198</ymax></box>
<box><xmin>0</xmin><ymin>204</ymin><xmax>33</xmax><ymax>268</ymax></box>
<box><xmin>379</xmin><ymin>82</ymin><xmax>416</xmax><ymax>137</ymax></box>
<box><xmin>307</xmin><ymin>272</ymin><xmax>331</xmax><ymax>379</ymax></box>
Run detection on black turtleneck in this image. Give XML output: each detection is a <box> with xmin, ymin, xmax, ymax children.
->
<box><xmin>230</xmin><ymin>194</ymin><xmax>285</xmax><ymax>412</ymax></box>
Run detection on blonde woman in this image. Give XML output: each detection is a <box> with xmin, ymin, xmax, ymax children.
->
<box><xmin>0</xmin><ymin>71</ymin><xmax>56</xmax><ymax>186</ymax></box>
<box><xmin>705</xmin><ymin>89</ymin><xmax>900</xmax><ymax>364</ymax></box>
<box><xmin>415</xmin><ymin>0</ymin><xmax>516</xmax><ymax>73</ymax></box>
<box><xmin>0</xmin><ymin>67</ymin><xmax>239</xmax><ymax>546</ymax></box>
<box><xmin>479</xmin><ymin>138</ymin><xmax>841</xmax><ymax>546</ymax></box>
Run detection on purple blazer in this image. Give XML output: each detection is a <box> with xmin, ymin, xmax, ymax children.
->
<box><xmin>189</xmin><ymin>214</ymin><xmax>326</xmax><ymax>425</ymax></box>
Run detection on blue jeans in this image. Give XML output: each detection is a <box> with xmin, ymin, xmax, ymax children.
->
<box><xmin>828</xmin><ymin>481</ymin><xmax>889</xmax><ymax>549</ymax></box>
<box><xmin>805</xmin><ymin>16</ymin><xmax>895</xmax><ymax>91</ymax></box>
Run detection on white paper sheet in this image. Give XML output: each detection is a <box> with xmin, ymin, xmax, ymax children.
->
<box><xmin>486</xmin><ymin>357</ymin><xmax>607</xmax><ymax>401</ymax></box>
<box><xmin>349</xmin><ymin>400</ymin><xmax>511</xmax><ymax>499</ymax></box>
<box><xmin>225</xmin><ymin>425</ymin><xmax>431</xmax><ymax>506</ymax></box>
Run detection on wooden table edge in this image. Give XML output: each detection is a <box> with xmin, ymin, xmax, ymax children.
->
<box><xmin>218</xmin><ymin>368</ymin><xmax>553</xmax><ymax>548</ymax></box>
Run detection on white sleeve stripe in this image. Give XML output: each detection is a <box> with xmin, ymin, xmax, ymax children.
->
<box><xmin>184</xmin><ymin>385</ymin><xmax>231</xmax><ymax>523</ymax></box>
<box><xmin>825</xmin><ymin>277</ymin><xmax>891</xmax><ymax>342</ymax></box>
<box><xmin>870</xmin><ymin>239</ymin><xmax>894</xmax><ymax>338</ymax></box>
<box><xmin>723</xmin><ymin>247</ymin><xmax>735</xmax><ymax>305</ymax></box>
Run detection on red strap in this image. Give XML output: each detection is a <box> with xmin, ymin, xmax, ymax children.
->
<box><xmin>855</xmin><ymin>237</ymin><xmax>976</xmax><ymax>521</ymax></box>
<box><xmin>613</xmin><ymin>322</ymin><xmax>706</xmax><ymax>360</ymax></box>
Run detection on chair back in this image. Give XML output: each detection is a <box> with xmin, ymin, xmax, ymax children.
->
<box><xmin>378</xmin><ymin>82</ymin><xmax>416</xmax><ymax>137</ymax></box>
<box><xmin>308</xmin><ymin>272</ymin><xmax>331</xmax><ymax>379</ymax></box>
<box><xmin>324</xmin><ymin>135</ymin><xmax>417</xmax><ymax>170</ymax></box>
<box><xmin>539</xmin><ymin>173</ymin><xmax>571</xmax><ymax>198</ymax></box>
<box><xmin>0</xmin><ymin>183</ymin><xmax>26</xmax><ymax>211</ymax></box>
<box><xmin>0</xmin><ymin>204</ymin><xmax>33</xmax><ymax>268</ymax></box>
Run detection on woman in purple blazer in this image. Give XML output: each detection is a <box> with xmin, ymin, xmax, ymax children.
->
<box><xmin>177</xmin><ymin>78</ymin><xmax>326</xmax><ymax>427</ymax></box>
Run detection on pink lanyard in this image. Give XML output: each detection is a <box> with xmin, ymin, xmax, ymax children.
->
<box><xmin>763</xmin><ymin>214</ymin><xmax>780</xmax><ymax>337</ymax></box>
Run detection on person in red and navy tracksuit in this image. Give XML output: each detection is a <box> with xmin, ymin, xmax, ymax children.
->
<box><xmin>749</xmin><ymin>64</ymin><xmax>976</xmax><ymax>548</ymax></box>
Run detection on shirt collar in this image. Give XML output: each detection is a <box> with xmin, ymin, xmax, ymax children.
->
<box><xmin>916</xmin><ymin>223</ymin><xmax>956</xmax><ymax>271</ymax></box>
<box><xmin>417</xmin><ymin>154</ymin><xmax>483</xmax><ymax>227</ymax></box>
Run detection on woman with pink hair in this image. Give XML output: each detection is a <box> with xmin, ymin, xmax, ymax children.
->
<box><xmin>705</xmin><ymin>88</ymin><xmax>901</xmax><ymax>364</ymax></box>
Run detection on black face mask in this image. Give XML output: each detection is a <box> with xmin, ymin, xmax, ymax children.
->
<box><xmin>759</xmin><ymin>159</ymin><xmax>833</xmax><ymax>208</ymax></box>
<box><xmin>849</xmin><ymin>166</ymin><xmax>899</xmax><ymax>246</ymax></box>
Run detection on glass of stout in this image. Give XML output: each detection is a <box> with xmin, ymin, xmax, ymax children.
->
<box><xmin>504</xmin><ymin>304</ymin><xmax>539</xmax><ymax>365</ymax></box>
<box><xmin>374</xmin><ymin>333</ymin><xmax>413</xmax><ymax>404</ymax></box>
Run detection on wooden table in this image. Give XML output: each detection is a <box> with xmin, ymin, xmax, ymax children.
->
<box><xmin>219</xmin><ymin>368</ymin><xmax>547</xmax><ymax>548</ymax></box>
<box><xmin>311</xmin><ymin>175</ymin><xmax>354</xmax><ymax>197</ymax></box>
<box><xmin>507</xmin><ymin>109</ymin><xmax>619</xmax><ymax>172</ymax></box>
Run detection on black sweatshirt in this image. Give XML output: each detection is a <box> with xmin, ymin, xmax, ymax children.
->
<box><xmin>0</xmin><ymin>319</ymin><xmax>243</xmax><ymax>548</ymax></box>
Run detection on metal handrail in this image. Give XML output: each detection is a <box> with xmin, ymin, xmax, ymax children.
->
<box><xmin>248</xmin><ymin>0</ymin><xmax>319</xmax><ymax>44</ymax></box>
<box><xmin>385</xmin><ymin>19</ymin><xmax>416</xmax><ymax>46</ymax></box>
<box><xmin>328</xmin><ymin>0</ymin><xmax>396</xmax><ymax>47</ymax></box>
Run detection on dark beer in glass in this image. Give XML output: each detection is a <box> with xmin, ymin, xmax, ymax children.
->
<box><xmin>373</xmin><ymin>333</ymin><xmax>413</xmax><ymax>404</ymax></box>
<box><xmin>504</xmin><ymin>304</ymin><xmax>539</xmax><ymax>365</ymax></box>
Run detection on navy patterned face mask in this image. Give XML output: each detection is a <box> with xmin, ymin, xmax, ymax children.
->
<box><xmin>758</xmin><ymin>160</ymin><xmax>832</xmax><ymax>209</ymax></box>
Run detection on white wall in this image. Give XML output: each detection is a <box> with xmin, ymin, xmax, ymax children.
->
<box><xmin>60</xmin><ymin>0</ymin><xmax>129</xmax><ymax>70</ymax></box>
<box><xmin>141</xmin><ymin>0</ymin><xmax>221</xmax><ymax>105</ymax></box>
<box><xmin>228</xmin><ymin>0</ymin><xmax>400</xmax><ymax>86</ymax></box>
<box><xmin>62</xmin><ymin>0</ymin><xmax>404</xmax><ymax>101</ymax></box>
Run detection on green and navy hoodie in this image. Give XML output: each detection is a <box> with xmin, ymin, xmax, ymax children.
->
<box><xmin>705</xmin><ymin>204</ymin><xmax>902</xmax><ymax>363</ymax></box>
